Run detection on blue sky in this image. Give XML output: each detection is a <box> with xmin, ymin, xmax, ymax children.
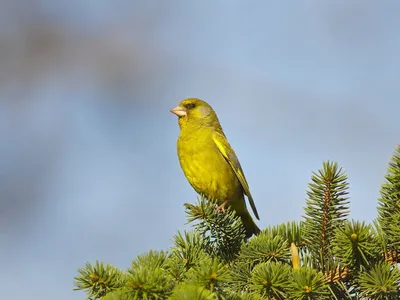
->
<box><xmin>1</xmin><ymin>1</ymin><xmax>400</xmax><ymax>299</ymax></box>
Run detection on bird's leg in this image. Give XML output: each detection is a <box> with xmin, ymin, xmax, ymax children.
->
<box><xmin>216</xmin><ymin>200</ymin><xmax>229</xmax><ymax>213</ymax></box>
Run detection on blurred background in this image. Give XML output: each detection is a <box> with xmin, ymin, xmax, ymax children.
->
<box><xmin>1</xmin><ymin>1</ymin><xmax>399</xmax><ymax>299</ymax></box>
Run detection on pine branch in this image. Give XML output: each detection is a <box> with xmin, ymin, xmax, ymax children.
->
<box><xmin>124</xmin><ymin>250</ymin><xmax>175</xmax><ymax>299</ymax></box>
<box><xmin>73</xmin><ymin>261</ymin><xmax>126</xmax><ymax>299</ymax></box>
<box><xmin>287</xmin><ymin>267</ymin><xmax>331</xmax><ymax>300</ymax></box>
<box><xmin>170</xmin><ymin>284</ymin><xmax>216</xmax><ymax>300</ymax></box>
<box><xmin>359</xmin><ymin>262</ymin><xmax>400</xmax><ymax>299</ymax></box>
<box><xmin>168</xmin><ymin>231</ymin><xmax>210</xmax><ymax>282</ymax></box>
<box><xmin>303</xmin><ymin>161</ymin><xmax>350</xmax><ymax>272</ymax></box>
<box><xmin>184</xmin><ymin>197</ymin><xmax>246</xmax><ymax>262</ymax></box>
<box><xmin>239</xmin><ymin>230</ymin><xmax>291</xmax><ymax>265</ymax></box>
<box><xmin>333</xmin><ymin>220</ymin><xmax>381</xmax><ymax>273</ymax></box>
<box><xmin>264</xmin><ymin>221</ymin><xmax>305</xmax><ymax>248</ymax></box>
<box><xmin>185</xmin><ymin>256</ymin><xmax>230</xmax><ymax>297</ymax></box>
<box><xmin>248</xmin><ymin>261</ymin><xmax>291</xmax><ymax>299</ymax></box>
<box><xmin>229</xmin><ymin>260</ymin><xmax>253</xmax><ymax>294</ymax></box>
<box><xmin>377</xmin><ymin>145</ymin><xmax>400</xmax><ymax>263</ymax></box>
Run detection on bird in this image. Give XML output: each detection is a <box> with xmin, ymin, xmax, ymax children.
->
<box><xmin>170</xmin><ymin>98</ymin><xmax>260</xmax><ymax>238</ymax></box>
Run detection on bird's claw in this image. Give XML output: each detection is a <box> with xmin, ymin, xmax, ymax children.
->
<box><xmin>216</xmin><ymin>200</ymin><xmax>229</xmax><ymax>214</ymax></box>
<box><xmin>216</xmin><ymin>205</ymin><xmax>226</xmax><ymax>213</ymax></box>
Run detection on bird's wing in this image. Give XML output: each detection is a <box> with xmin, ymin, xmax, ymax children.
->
<box><xmin>212</xmin><ymin>131</ymin><xmax>260</xmax><ymax>220</ymax></box>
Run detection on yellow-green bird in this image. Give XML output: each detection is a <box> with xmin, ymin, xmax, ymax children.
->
<box><xmin>170</xmin><ymin>98</ymin><xmax>260</xmax><ymax>238</ymax></box>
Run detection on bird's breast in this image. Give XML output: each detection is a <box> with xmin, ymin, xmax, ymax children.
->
<box><xmin>177</xmin><ymin>131</ymin><xmax>241</xmax><ymax>202</ymax></box>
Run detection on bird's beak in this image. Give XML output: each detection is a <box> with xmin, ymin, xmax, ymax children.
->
<box><xmin>170</xmin><ymin>105</ymin><xmax>187</xmax><ymax>117</ymax></box>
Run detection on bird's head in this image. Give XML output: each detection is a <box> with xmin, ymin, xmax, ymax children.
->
<box><xmin>170</xmin><ymin>98</ymin><xmax>221</xmax><ymax>129</ymax></box>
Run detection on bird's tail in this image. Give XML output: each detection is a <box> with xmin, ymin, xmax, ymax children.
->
<box><xmin>240</xmin><ymin>212</ymin><xmax>261</xmax><ymax>238</ymax></box>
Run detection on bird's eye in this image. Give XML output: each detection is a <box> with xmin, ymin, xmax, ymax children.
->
<box><xmin>186</xmin><ymin>103</ymin><xmax>195</xmax><ymax>109</ymax></box>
